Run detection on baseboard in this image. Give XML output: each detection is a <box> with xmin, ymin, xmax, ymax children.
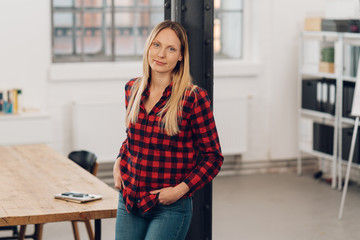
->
<box><xmin>219</xmin><ymin>157</ymin><xmax>318</xmax><ymax>176</ymax></box>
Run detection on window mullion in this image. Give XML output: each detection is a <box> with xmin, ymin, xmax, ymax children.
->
<box><xmin>101</xmin><ymin>0</ymin><xmax>106</xmax><ymax>55</ymax></box>
<box><xmin>81</xmin><ymin>0</ymin><xmax>85</xmax><ymax>61</ymax></box>
<box><xmin>72</xmin><ymin>0</ymin><xmax>76</xmax><ymax>55</ymax></box>
<box><xmin>111</xmin><ymin>0</ymin><xmax>115</xmax><ymax>61</ymax></box>
<box><xmin>133</xmin><ymin>0</ymin><xmax>138</xmax><ymax>56</ymax></box>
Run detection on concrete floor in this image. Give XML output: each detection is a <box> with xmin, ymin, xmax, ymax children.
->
<box><xmin>2</xmin><ymin>173</ymin><xmax>360</xmax><ymax>240</ymax></box>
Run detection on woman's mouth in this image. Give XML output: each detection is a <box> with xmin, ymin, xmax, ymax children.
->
<box><xmin>154</xmin><ymin>60</ymin><xmax>166</xmax><ymax>66</ymax></box>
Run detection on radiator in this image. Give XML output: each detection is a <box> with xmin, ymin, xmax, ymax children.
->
<box><xmin>213</xmin><ymin>96</ymin><xmax>248</xmax><ymax>155</ymax></box>
<box><xmin>72</xmin><ymin>97</ymin><xmax>247</xmax><ymax>162</ymax></box>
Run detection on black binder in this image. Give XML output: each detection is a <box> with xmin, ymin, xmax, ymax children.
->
<box><xmin>343</xmin><ymin>82</ymin><xmax>356</xmax><ymax>119</ymax></box>
<box><xmin>313</xmin><ymin>122</ymin><xmax>334</xmax><ymax>155</ymax></box>
<box><xmin>342</xmin><ymin>127</ymin><xmax>360</xmax><ymax>164</ymax></box>
<box><xmin>302</xmin><ymin>79</ymin><xmax>319</xmax><ymax>111</ymax></box>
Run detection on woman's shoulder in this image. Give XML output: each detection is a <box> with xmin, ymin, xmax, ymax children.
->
<box><xmin>125</xmin><ymin>77</ymin><xmax>141</xmax><ymax>90</ymax></box>
<box><xmin>184</xmin><ymin>84</ymin><xmax>209</xmax><ymax>102</ymax></box>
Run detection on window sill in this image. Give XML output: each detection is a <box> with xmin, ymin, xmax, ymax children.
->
<box><xmin>48</xmin><ymin>61</ymin><xmax>143</xmax><ymax>82</ymax></box>
<box><xmin>214</xmin><ymin>60</ymin><xmax>261</xmax><ymax>78</ymax></box>
<box><xmin>48</xmin><ymin>60</ymin><xmax>260</xmax><ymax>82</ymax></box>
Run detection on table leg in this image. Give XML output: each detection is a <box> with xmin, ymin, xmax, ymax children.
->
<box><xmin>94</xmin><ymin>219</ymin><xmax>101</xmax><ymax>240</ymax></box>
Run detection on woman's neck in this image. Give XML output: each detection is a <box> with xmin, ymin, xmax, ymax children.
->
<box><xmin>149</xmin><ymin>72</ymin><xmax>172</xmax><ymax>91</ymax></box>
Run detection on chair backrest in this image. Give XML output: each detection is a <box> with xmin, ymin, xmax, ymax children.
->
<box><xmin>68</xmin><ymin>150</ymin><xmax>98</xmax><ymax>176</ymax></box>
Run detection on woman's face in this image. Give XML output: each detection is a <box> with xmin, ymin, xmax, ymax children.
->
<box><xmin>148</xmin><ymin>28</ymin><xmax>183</xmax><ymax>76</ymax></box>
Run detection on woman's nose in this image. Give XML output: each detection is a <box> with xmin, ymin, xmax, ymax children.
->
<box><xmin>157</xmin><ymin>48</ymin><xmax>165</xmax><ymax>58</ymax></box>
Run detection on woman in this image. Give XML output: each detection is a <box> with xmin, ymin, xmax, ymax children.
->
<box><xmin>113</xmin><ymin>20</ymin><xmax>223</xmax><ymax>240</ymax></box>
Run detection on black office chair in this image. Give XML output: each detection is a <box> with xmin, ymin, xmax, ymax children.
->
<box><xmin>67</xmin><ymin>150</ymin><xmax>98</xmax><ymax>240</ymax></box>
<box><xmin>68</xmin><ymin>150</ymin><xmax>98</xmax><ymax>176</ymax></box>
<box><xmin>18</xmin><ymin>150</ymin><xmax>98</xmax><ymax>240</ymax></box>
<box><xmin>0</xmin><ymin>226</ymin><xmax>19</xmax><ymax>239</ymax></box>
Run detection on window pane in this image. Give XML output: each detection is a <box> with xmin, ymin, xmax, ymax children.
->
<box><xmin>138</xmin><ymin>0</ymin><xmax>163</xmax><ymax>7</ymax></box>
<box><xmin>53</xmin><ymin>0</ymin><xmax>74</xmax><ymax>8</ymax></box>
<box><xmin>220</xmin><ymin>12</ymin><xmax>242</xmax><ymax>58</ymax></box>
<box><xmin>220</xmin><ymin>0</ymin><xmax>242</xmax><ymax>11</ymax></box>
<box><xmin>82</xmin><ymin>12</ymin><xmax>106</xmax><ymax>54</ymax></box>
<box><xmin>83</xmin><ymin>0</ymin><xmax>104</xmax><ymax>8</ymax></box>
<box><xmin>113</xmin><ymin>0</ymin><xmax>133</xmax><ymax>7</ymax></box>
<box><xmin>135</xmin><ymin>12</ymin><xmax>162</xmax><ymax>55</ymax></box>
<box><xmin>115</xmin><ymin>13</ymin><xmax>135</xmax><ymax>56</ymax></box>
<box><xmin>53</xmin><ymin>12</ymin><xmax>75</xmax><ymax>55</ymax></box>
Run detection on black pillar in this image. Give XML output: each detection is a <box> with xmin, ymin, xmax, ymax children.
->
<box><xmin>165</xmin><ymin>1</ymin><xmax>214</xmax><ymax>239</ymax></box>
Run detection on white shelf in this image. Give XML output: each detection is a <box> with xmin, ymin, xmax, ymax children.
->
<box><xmin>302</xmin><ymin>31</ymin><xmax>340</xmax><ymax>39</ymax></box>
<box><xmin>301</xmin><ymin>70</ymin><xmax>336</xmax><ymax>79</ymax></box>
<box><xmin>340</xmin><ymin>159</ymin><xmax>360</xmax><ymax>169</ymax></box>
<box><xmin>300</xmin><ymin>109</ymin><xmax>335</xmax><ymax>122</ymax></box>
<box><xmin>342</xmin><ymin>76</ymin><xmax>357</xmax><ymax>82</ymax></box>
<box><xmin>300</xmin><ymin>148</ymin><xmax>334</xmax><ymax>161</ymax></box>
<box><xmin>0</xmin><ymin>112</ymin><xmax>49</xmax><ymax>120</ymax></box>
<box><xmin>0</xmin><ymin>112</ymin><xmax>52</xmax><ymax>146</ymax></box>
<box><xmin>342</xmin><ymin>117</ymin><xmax>356</xmax><ymax>126</ymax></box>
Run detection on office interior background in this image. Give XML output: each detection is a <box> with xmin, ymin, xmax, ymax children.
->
<box><xmin>1</xmin><ymin>0</ymin><xmax>360</xmax><ymax>239</ymax></box>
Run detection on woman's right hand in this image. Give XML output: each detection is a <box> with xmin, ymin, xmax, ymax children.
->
<box><xmin>113</xmin><ymin>157</ymin><xmax>125</xmax><ymax>190</ymax></box>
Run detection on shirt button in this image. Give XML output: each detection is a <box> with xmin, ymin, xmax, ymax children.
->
<box><xmin>137</xmin><ymin>199</ymin><xmax>141</xmax><ymax>203</ymax></box>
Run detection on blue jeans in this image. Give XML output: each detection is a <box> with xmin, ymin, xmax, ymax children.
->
<box><xmin>115</xmin><ymin>192</ymin><xmax>193</xmax><ymax>240</ymax></box>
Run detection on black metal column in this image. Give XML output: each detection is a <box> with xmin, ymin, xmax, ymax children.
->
<box><xmin>165</xmin><ymin>1</ymin><xmax>214</xmax><ymax>239</ymax></box>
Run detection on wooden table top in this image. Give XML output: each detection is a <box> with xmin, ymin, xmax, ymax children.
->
<box><xmin>0</xmin><ymin>144</ymin><xmax>118</xmax><ymax>226</ymax></box>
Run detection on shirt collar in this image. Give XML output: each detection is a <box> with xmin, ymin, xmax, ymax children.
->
<box><xmin>142</xmin><ymin>80</ymin><xmax>173</xmax><ymax>99</ymax></box>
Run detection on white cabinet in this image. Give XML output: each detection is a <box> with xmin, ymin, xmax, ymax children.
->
<box><xmin>298</xmin><ymin>31</ymin><xmax>360</xmax><ymax>189</ymax></box>
<box><xmin>0</xmin><ymin>113</ymin><xmax>52</xmax><ymax>146</ymax></box>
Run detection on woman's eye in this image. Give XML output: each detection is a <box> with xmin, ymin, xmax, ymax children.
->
<box><xmin>153</xmin><ymin>43</ymin><xmax>160</xmax><ymax>47</ymax></box>
<box><xmin>169</xmin><ymin>47</ymin><xmax>175</xmax><ymax>52</ymax></box>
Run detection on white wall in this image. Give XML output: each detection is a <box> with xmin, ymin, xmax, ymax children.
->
<box><xmin>1</xmin><ymin>0</ymin><xmax>340</xmax><ymax>163</ymax></box>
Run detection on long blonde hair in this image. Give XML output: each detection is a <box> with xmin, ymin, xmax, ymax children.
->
<box><xmin>126</xmin><ymin>20</ymin><xmax>194</xmax><ymax>136</ymax></box>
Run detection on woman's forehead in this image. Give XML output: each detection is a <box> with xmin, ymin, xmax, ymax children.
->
<box><xmin>154</xmin><ymin>28</ymin><xmax>181</xmax><ymax>46</ymax></box>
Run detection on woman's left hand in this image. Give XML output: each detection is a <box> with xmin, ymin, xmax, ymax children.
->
<box><xmin>150</xmin><ymin>187</ymin><xmax>179</xmax><ymax>205</ymax></box>
<box><xmin>150</xmin><ymin>182</ymin><xmax>190</xmax><ymax>205</ymax></box>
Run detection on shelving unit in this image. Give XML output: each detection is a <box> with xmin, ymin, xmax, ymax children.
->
<box><xmin>297</xmin><ymin>31</ymin><xmax>360</xmax><ymax>190</ymax></box>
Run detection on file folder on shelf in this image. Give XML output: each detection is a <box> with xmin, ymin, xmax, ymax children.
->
<box><xmin>313</xmin><ymin>122</ymin><xmax>334</xmax><ymax>155</ymax></box>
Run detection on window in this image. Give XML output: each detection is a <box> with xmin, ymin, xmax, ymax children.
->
<box><xmin>214</xmin><ymin>0</ymin><xmax>243</xmax><ymax>59</ymax></box>
<box><xmin>52</xmin><ymin>0</ymin><xmax>243</xmax><ymax>62</ymax></box>
<box><xmin>52</xmin><ymin>0</ymin><xmax>163</xmax><ymax>62</ymax></box>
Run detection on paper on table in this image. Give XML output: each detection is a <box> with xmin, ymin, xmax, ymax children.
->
<box><xmin>54</xmin><ymin>191</ymin><xmax>102</xmax><ymax>203</ymax></box>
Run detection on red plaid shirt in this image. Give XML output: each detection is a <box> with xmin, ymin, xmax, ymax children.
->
<box><xmin>117</xmin><ymin>78</ymin><xmax>223</xmax><ymax>214</ymax></box>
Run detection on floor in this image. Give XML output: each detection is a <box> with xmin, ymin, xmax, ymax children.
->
<box><xmin>2</xmin><ymin>173</ymin><xmax>360</xmax><ymax>240</ymax></box>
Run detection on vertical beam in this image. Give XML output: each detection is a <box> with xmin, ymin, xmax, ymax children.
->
<box><xmin>165</xmin><ymin>1</ymin><xmax>214</xmax><ymax>239</ymax></box>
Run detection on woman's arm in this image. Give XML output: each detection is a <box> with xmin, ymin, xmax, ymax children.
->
<box><xmin>113</xmin><ymin>156</ymin><xmax>125</xmax><ymax>190</ymax></box>
<box><xmin>183</xmin><ymin>87</ymin><xmax>224</xmax><ymax>194</ymax></box>
<box><xmin>150</xmin><ymin>182</ymin><xmax>190</xmax><ymax>205</ymax></box>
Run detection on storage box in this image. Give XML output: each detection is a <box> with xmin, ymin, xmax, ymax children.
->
<box><xmin>319</xmin><ymin>62</ymin><xmax>335</xmax><ymax>73</ymax></box>
<box><xmin>305</xmin><ymin>17</ymin><xmax>322</xmax><ymax>31</ymax></box>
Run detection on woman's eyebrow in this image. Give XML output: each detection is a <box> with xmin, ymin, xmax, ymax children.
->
<box><xmin>153</xmin><ymin>39</ymin><xmax>178</xmax><ymax>48</ymax></box>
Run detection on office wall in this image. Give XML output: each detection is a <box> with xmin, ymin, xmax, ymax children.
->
<box><xmin>0</xmin><ymin>0</ymin><xmax>334</xmax><ymax>163</ymax></box>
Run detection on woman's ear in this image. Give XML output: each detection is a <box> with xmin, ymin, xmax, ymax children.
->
<box><xmin>178</xmin><ymin>55</ymin><xmax>183</xmax><ymax>61</ymax></box>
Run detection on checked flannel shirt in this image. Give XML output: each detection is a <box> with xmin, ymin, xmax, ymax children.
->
<box><xmin>117</xmin><ymin>78</ymin><xmax>223</xmax><ymax>214</ymax></box>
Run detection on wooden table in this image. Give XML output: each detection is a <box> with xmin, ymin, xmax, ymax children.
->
<box><xmin>0</xmin><ymin>144</ymin><xmax>118</xmax><ymax>240</ymax></box>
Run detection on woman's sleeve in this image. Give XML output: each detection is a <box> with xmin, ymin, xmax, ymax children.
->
<box><xmin>116</xmin><ymin>80</ymin><xmax>133</xmax><ymax>159</ymax></box>
<box><xmin>183</xmin><ymin>88</ymin><xmax>224</xmax><ymax>194</ymax></box>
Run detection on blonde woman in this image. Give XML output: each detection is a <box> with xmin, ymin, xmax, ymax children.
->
<box><xmin>113</xmin><ymin>20</ymin><xmax>223</xmax><ymax>240</ymax></box>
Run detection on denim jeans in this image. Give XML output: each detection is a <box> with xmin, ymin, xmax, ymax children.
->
<box><xmin>115</xmin><ymin>192</ymin><xmax>193</xmax><ymax>240</ymax></box>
